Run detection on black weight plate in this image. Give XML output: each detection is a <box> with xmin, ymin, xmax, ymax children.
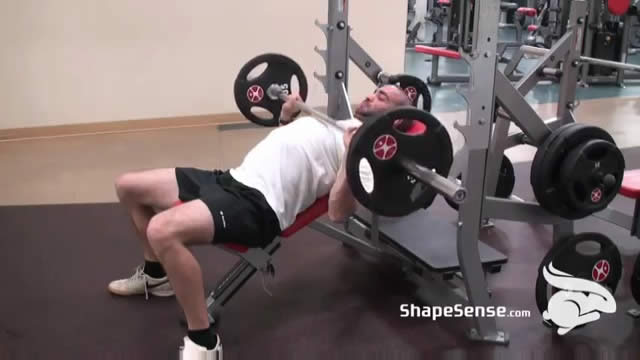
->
<box><xmin>554</xmin><ymin>125</ymin><xmax>618</xmax><ymax>218</ymax></box>
<box><xmin>535</xmin><ymin>232</ymin><xmax>622</xmax><ymax>326</ymax></box>
<box><xmin>234</xmin><ymin>53</ymin><xmax>308</xmax><ymax>127</ymax></box>
<box><xmin>558</xmin><ymin>139</ymin><xmax>625</xmax><ymax>215</ymax></box>
<box><xmin>632</xmin><ymin>253</ymin><xmax>640</xmax><ymax>305</ymax></box>
<box><xmin>445</xmin><ymin>154</ymin><xmax>515</xmax><ymax>210</ymax></box>
<box><xmin>535</xmin><ymin>237</ymin><xmax>568</xmax><ymax>318</ymax></box>
<box><xmin>346</xmin><ymin>106</ymin><xmax>453</xmax><ymax>217</ymax></box>
<box><xmin>495</xmin><ymin>154</ymin><xmax>516</xmax><ymax>198</ymax></box>
<box><xmin>531</xmin><ymin>123</ymin><xmax>617</xmax><ymax>219</ymax></box>
<box><xmin>531</xmin><ymin>123</ymin><xmax>584</xmax><ymax>215</ymax></box>
<box><xmin>388</xmin><ymin>74</ymin><xmax>433</xmax><ymax>112</ymax></box>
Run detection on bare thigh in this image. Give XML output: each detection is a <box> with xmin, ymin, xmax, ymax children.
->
<box><xmin>148</xmin><ymin>199</ymin><xmax>215</xmax><ymax>247</ymax></box>
<box><xmin>115</xmin><ymin>168</ymin><xmax>180</xmax><ymax>211</ymax></box>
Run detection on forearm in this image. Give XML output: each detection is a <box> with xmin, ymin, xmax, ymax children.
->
<box><xmin>328</xmin><ymin>161</ymin><xmax>358</xmax><ymax>222</ymax></box>
<box><xmin>279</xmin><ymin>108</ymin><xmax>301</xmax><ymax>125</ymax></box>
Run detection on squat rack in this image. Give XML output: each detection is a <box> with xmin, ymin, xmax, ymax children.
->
<box><xmin>312</xmin><ymin>0</ymin><xmax>597</xmax><ymax>344</ymax></box>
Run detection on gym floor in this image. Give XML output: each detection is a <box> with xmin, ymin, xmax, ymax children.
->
<box><xmin>2</xmin><ymin>51</ymin><xmax>640</xmax><ymax>359</ymax></box>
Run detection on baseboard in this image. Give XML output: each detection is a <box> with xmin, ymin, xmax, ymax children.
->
<box><xmin>0</xmin><ymin>112</ymin><xmax>247</xmax><ymax>142</ymax></box>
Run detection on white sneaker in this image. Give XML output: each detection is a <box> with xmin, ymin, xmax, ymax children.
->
<box><xmin>179</xmin><ymin>335</ymin><xmax>223</xmax><ymax>360</ymax></box>
<box><xmin>108</xmin><ymin>265</ymin><xmax>174</xmax><ymax>299</ymax></box>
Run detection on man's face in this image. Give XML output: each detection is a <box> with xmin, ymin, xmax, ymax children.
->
<box><xmin>354</xmin><ymin>85</ymin><xmax>411</xmax><ymax>120</ymax></box>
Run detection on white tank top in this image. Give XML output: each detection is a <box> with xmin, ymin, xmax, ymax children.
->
<box><xmin>230</xmin><ymin>116</ymin><xmax>362</xmax><ymax>230</ymax></box>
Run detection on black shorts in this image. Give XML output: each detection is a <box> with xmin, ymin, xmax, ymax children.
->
<box><xmin>175</xmin><ymin>167</ymin><xmax>282</xmax><ymax>248</ymax></box>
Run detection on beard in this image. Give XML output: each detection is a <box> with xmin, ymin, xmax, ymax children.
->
<box><xmin>354</xmin><ymin>107</ymin><xmax>381</xmax><ymax>123</ymax></box>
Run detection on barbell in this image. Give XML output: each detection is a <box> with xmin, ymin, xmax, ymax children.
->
<box><xmin>234</xmin><ymin>53</ymin><xmax>466</xmax><ymax>216</ymax></box>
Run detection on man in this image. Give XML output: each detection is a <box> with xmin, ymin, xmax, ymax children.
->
<box><xmin>108</xmin><ymin>85</ymin><xmax>412</xmax><ymax>359</ymax></box>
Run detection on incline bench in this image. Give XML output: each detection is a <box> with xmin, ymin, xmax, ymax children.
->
<box><xmin>593</xmin><ymin>169</ymin><xmax>640</xmax><ymax>237</ymax></box>
<box><xmin>200</xmin><ymin>202</ymin><xmax>508</xmax><ymax>325</ymax></box>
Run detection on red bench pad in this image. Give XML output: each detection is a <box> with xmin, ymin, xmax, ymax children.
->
<box><xmin>415</xmin><ymin>45</ymin><xmax>462</xmax><ymax>59</ymax></box>
<box><xmin>620</xmin><ymin>169</ymin><xmax>640</xmax><ymax>199</ymax></box>
<box><xmin>608</xmin><ymin>0</ymin><xmax>631</xmax><ymax>16</ymax></box>
<box><xmin>517</xmin><ymin>7</ymin><xmax>538</xmax><ymax>17</ymax></box>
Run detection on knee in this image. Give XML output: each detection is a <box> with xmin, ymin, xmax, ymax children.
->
<box><xmin>147</xmin><ymin>215</ymin><xmax>180</xmax><ymax>258</ymax></box>
<box><xmin>115</xmin><ymin>172</ymin><xmax>139</xmax><ymax>202</ymax></box>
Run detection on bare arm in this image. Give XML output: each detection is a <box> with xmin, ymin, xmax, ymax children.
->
<box><xmin>279</xmin><ymin>93</ymin><xmax>303</xmax><ymax>125</ymax></box>
<box><xmin>328</xmin><ymin>159</ymin><xmax>358</xmax><ymax>222</ymax></box>
<box><xmin>328</xmin><ymin>127</ymin><xmax>360</xmax><ymax>222</ymax></box>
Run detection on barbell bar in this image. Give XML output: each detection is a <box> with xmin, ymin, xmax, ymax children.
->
<box><xmin>266</xmin><ymin>84</ymin><xmax>351</xmax><ymax>132</ymax></box>
<box><xmin>520</xmin><ymin>45</ymin><xmax>640</xmax><ymax>72</ymax></box>
<box><xmin>399</xmin><ymin>158</ymin><xmax>467</xmax><ymax>204</ymax></box>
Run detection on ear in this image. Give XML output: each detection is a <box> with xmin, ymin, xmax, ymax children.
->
<box><xmin>393</xmin><ymin>87</ymin><xmax>412</xmax><ymax>106</ymax></box>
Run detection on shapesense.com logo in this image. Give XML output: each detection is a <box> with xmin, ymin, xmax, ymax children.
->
<box><xmin>400</xmin><ymin>304</ymin><xmax>531</xmax><ymax>321</ymax></box>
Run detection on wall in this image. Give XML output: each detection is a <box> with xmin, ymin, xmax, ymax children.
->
<box><xmin>0</xmin><ymin>0</ymin><xmax>408</xmax><ymax>130</ymax></box>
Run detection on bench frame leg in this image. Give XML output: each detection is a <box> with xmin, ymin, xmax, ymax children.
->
<box><xmin>205</xmin><ymin>239</ymin><xmax>281</xmax><ymax>322</ymax></box>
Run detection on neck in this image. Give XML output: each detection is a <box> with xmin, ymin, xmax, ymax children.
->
<box><xmin>355</xmin><ymin>111</ymin><xmax>381</xmax><ymax>124</ymax></box>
